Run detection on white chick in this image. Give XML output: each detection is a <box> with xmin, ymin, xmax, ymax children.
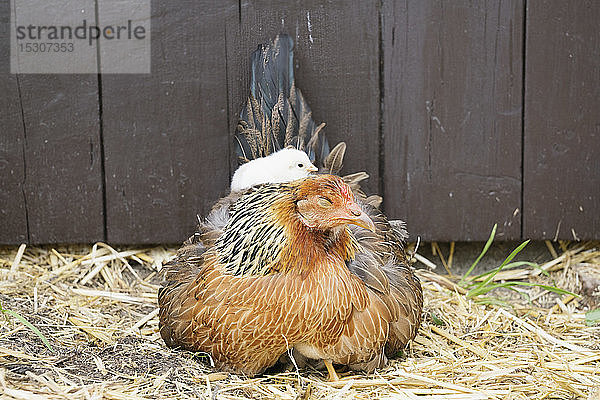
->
<box><xmin>231</xmin><ymin>148</ymin><xmax>318</xmax><ymax>191</ymax></box>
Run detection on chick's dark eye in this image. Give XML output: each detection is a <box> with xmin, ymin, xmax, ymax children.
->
<box><xmin>298</xmin><ymin>163</ymin><xmax>304</xmax><ymax>168</ymax></box>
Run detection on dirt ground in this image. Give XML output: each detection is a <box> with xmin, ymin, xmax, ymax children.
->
<box><xmin>0</xmin><ymin>241</ymin><xmax>599</xmax><ymax>399</ymax></box>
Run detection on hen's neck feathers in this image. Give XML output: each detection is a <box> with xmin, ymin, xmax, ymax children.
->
<box><xmin>214</xmin><ymin>181</ymin><xmax>358</xmax><ymax>276</ymax></box>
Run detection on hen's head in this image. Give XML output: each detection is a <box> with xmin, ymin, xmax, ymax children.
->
<box><xmin>293</xmin><ymin>175</ymin><xmax>375</xmax><ymax>232</ymax></box>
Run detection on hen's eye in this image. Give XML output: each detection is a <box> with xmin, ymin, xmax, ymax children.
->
<box><xmin>318</xmin><ymin>197</ymin><xmax>333</xmax><ymax>207</ymax></box>
<box><xmin>298</xmin><ymin>163</ymin><xmax>304</xmax><ymax>168</ymax></box>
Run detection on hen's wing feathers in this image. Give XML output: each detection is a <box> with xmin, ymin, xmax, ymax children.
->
<box><xmin>382</xmin><ymin>262</ymin><xmax>424</xmax><ymax>356</ymax></box>
<box><xmin>343</xmin><ymin>202</ymin><xmax>422</xmax><ymax>363</ymax></box>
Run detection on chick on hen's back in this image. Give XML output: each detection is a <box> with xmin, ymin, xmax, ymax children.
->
<box><xmin>230</xmin><ymin>148</ymin><xmax>317</xmax><ymax>192</ymax></box>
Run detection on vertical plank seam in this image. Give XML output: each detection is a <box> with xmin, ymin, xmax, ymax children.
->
<box><xmin>378</xmin><ymin>0</ymin><xmax>386</xmax><ymax>204</ymax></box>
<box><xmin>94</xmin><ymin>0</ymin><xmax>107</xmax><ymax>242</ymax></box>
<box><xmin>15</xmin><ymin>74</ymin><xmax>31</xmax><ymax>243</ymax></box>
<box><xmin>520</xmin><ymin>0</ymin><xmax>527</xmax><ymax>240</ymax></box>
<box><xmin>224</xmin><ymin>23</ymin><xmax>232</xmax><ymax>181</ymax></box>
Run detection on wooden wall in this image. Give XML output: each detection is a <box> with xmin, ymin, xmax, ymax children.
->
<box><xmin>523</xmin><ymin>0</ymin><xmax>599</xmax><ymax>240</ymax></box>
<box><xmin>382</xmin><ymin>1</ymin><xmax>523</xmax><ymax>241</ymax></box>
<box><xmin>1</xmin><ymin>0</ymin><xmax>598</xmax><ymax>244</ymax></box>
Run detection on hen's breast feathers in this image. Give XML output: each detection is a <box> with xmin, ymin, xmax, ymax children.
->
<box><xmin>159</xmin><ymin>254</ymin><xmax>370</xmax><ymax>375</ymax></box>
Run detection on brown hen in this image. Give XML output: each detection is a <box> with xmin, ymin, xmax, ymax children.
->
<box><xmin>159</xmin><ymin>34</ymin><xmax>422</xmax><ymax>378</ymax></box>
<box><xmin>159</xmin><ymin>175</ymin><xmax>419</xmax><ymax>377</ymax></box>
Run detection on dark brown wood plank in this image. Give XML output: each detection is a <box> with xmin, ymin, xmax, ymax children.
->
<box><xmin>226</xmin><ymin>0</ymin><xmax>381</xmax><ymax>194</ymax></box>
<box><xmin>0</xmin><ymin>75</ymin><xmax>28</xmax><ymax>245</ymax></box>
<box><xmin>523</xmin><ymin>1</ymin><xmax>599</xmax><ymax>240</ymax></box>
<box><xmin>382</xmin><ymin>0</ymin><xmax>523</xmax><ymax>241</ymax></box>
<box><xmin>1</xmin><ymin>4</ymin><xmax>103</xmax><ymax>244</ymax></box>
<box><xmin>0</xmin><ymin>4</ymin><xmax>27</xmax><ymax>244</ymax></box>
<box><xmin>16</xmin><ymin>75</ymin><xmax>104</xmax><ymax>244</ymax></box>
<box><xmin>102</xmin><ymin>0</ymin><xmax>234</xmax><ymax>244</ymax></box>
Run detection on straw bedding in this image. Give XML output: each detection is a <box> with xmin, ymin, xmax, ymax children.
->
<box><xmin>1</xmin><ymin>241</ymin><xmax>598</xmax><ymax>399</ymax></box>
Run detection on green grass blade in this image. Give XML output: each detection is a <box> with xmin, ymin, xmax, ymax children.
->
<box><xmin>467</xmin><ymin>267</ymin><xmax>501</xmax><ymax>284</ymax></box>
<box><xmin>461</xmin><ymin>224</ymin><xmax>497</xmax><ymax>284</ymax></box>
<box><xmin>430</xmin><ymin>313</ymin><xmax>446</xmax><ymax>326</ymax></box>
<box><xmin>497</xmin><ymin>285</ymin><xmax>532</xmax><ymax>303</ymax></box>
<box><xmin>468</xmin><ymin>282</ymin><xmax>500</xmax><ymax>295</ymax></box>
<box><xmin>466</xmin><ymin>281</ymin><xmax>578</xmax><ymax>299</ymax></box>
<box><xmin>525</xmin><ymin>262</ymin><xmax>550</xmax><ymax>277</ymax></box>
<box><xmin>3</xmin><ymin>309</ymin><xmax>53</xmax><ymax>352</ymax></box>
<box><xmin>468</xmin><ymin>261</ymin><xmax>543</xmax><ymax>283</ymax></box>
<box><xmin>497</xmin><ymin>281</ymin><xmax>578</xmax><ymax>297</ymax></box>
<box><xmin>473</xmin><ymin>297</ymin><xmax>513</xmax><ymax>308</ymax></box>
<box><xmin>467</xmin><ymin>239</ymin><xmax>530</xmax><ymax>298</ymax></box>
<box><xmin>586</xmin><ymin>309</ymin><xmax>600</xmax><ymax>326</ymax></box>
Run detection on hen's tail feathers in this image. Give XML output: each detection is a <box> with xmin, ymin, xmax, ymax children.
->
<box><xmin>235</xmin><ymin>34</ymin><xmax>329</xmax><ymax>167</ymax></box>
<box><xmin>322</xmin><ymin>142</ymin><xmax>346</xmax><ymax>174</ymax></box>
<box><xmin>235</xmin><ymin>34</ymin><xmax>382</xmax><ymax>205</ymax></box>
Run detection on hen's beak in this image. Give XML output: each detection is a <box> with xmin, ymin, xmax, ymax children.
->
<box><xmin>345</xmin><ymin>203</ymin><xmax>376</xmax><ymax>232</ymax></box>
<box><xmin>307</xmin><ymin>163</ymin><xmax>318</xmax><ymax>172</ymax></box>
